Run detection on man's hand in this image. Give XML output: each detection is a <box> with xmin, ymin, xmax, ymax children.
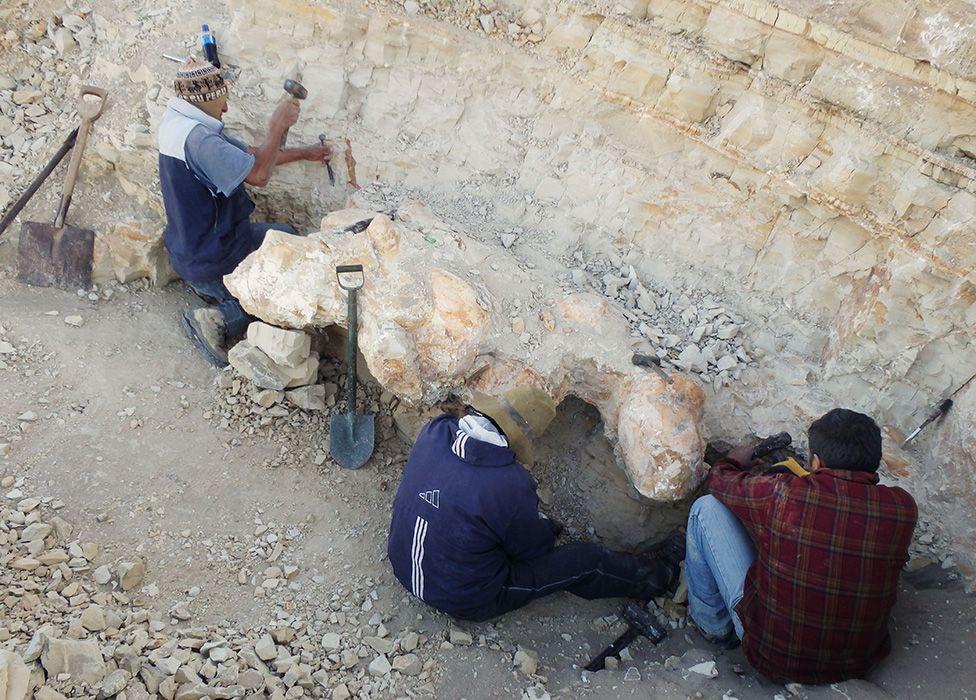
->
<box><xmin>303</xmin><ymin>142</ymin><xmax>334</xmax><ymax>164</ymax></box>
<box><xmin>726</xmin><ymin>442</ymin><xmax>756</xmax><ymax>468</ymax></box>
<box><xmin>271</xmin><ymin>100</ymin><xmax>300</xmax><ymax>131</ymax></box>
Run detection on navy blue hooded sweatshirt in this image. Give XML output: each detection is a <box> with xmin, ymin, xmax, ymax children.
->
<box><xmin>387</xmin><ymin>414</ymin><xmax>556</xmax><ymax>617</ymax></box>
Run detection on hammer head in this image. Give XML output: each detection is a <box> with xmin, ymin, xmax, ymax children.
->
<box><xmin>283</xmin><ymin>79</ymin><xmax>307</xmax><ymax>100</ymax></box>
<box><xmin>622</xmin><ymin>601</ymin><xmax>667</xmax><ymax>642</ymax></box>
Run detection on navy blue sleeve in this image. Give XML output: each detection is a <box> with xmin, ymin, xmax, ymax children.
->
<box><xmin>183</xmin><ymin>125</ymin><xmax>255</xmax><ymax>196</ymax></box>
<box><xmin>499</xmin><ymin>468</ymin><xmax>556</xmax><ymax>562</ymax></box>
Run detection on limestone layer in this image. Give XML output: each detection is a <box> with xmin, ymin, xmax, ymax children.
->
<box><xmin>226</xmin><ymin>203</ymin><xmax>707</xmax><ymax>502</ymax></box>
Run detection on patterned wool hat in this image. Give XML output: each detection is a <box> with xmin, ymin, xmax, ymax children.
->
<box><xmin>174</xmin><ymin>58</ymin><xmax>227</xmax><ymax>109</ymax></box>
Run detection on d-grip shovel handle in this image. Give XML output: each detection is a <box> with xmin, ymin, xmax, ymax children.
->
<box><xmin>55</xmin><ymin>85</ymin><xmax>108</xmax><ymax>228</ymax></box>
<box><xmin>336</xmin><ymin>264</ymin><xmax>364</xmax><ymax>290</ymax></box>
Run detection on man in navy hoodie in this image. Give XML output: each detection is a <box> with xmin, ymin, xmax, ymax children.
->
<box><xmin>157</xmin><ymin>59</ymin><xmax>333</xmax><ymax>367</ymax></box>
<box><xmin>388</xmin><ymin>386</ymin><xmax>683</xmax><ymax>621</ymax></box>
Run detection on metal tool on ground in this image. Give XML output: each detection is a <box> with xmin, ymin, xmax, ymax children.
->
<box><xmin>0</xmin><ymin>128</ymin><xmax>78</xmax><ymax>238</ymax></box>
<box><xmin>632</xmin><ymin>352</ymin><xmax>671</xmax><ymax>384</ymax></box>
<box><xmin>280</xmin><ymin>78</ymin><xmax>307</xmax><ymax>148</ymax></box>
<box><xmin>585</xmin><ymin>600</ymin><xmax>667</xmax><ymax>672</ymax></box>
<box><xmin>318</xmin><ymin>134</ymin><xmax>336</xmax><ymax>186</ymax></box>
<box><xmin>330</xmin><ymin>264</ymin><xmax>375</xmax><ymax>470</ymax></box>
<box><xmin>17</xmin><ymin>85</ymin><xmax>107</xmax><ymax>290</ymax></box>
<box><xmin>901</xmin><ymin>370</ymin><xmax>975</xmax><ymax>447</ymax></box>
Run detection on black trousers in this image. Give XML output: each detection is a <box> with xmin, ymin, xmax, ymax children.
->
<box><xmin>456</xmin><ymin>542</ymin><xmax>672</xmax><ymax>622</ymax></box>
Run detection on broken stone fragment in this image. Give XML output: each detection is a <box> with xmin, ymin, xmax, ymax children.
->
<box><xmin>285</xmin><ymin>384</ymin><xmax>326</xmax><ymax>411</ymax></box>
<box><xmin>513</xmin><ymin>647</ymin><xmax>538</xmax><ymax>675</ymax></box>
<box><xmin>0</xmin><ymin>650</ymin><xmax>30</xmax><ymax>700</ymax></box>
<box><xmin>118</xmin><ymin>560</ymin><xmax>146</xmax><ymax>591</ymax></box>
<box><xmin>92</xmin><ymin>223</ymin><xmax>176</xmax><ymax>286</ymax></box>
<box><xmin>252</xmin><ymin>389</ymin><xmax>283</xmax><ymax>408</ymax></box>
<box><xmin>246</xmin><ymin>322</ymin><xmax>311</xmax><ymax>368</ymax></box>
<box><xmin>367</xmin><ymin>654</ymin><xmax>391</xmax><ymax>676</ymax></box>
<box><xmin>229</xmin><ymin>341</ymin><xmax>319</xmax><ymax>391</ymax></box>
<box><xmin>392</xmin><ymin>653</ymin><xmax>422</xmax><ymax>676</ymax></box>
<box><xmin>79</xmin><ymin>603</ymin><xmax>107</xmax><ymax>631</ymax></box>
<box><xmin>41</xmin><ymin>638</ymin><xmax>106</xmax><ymax>683</ymax></box>
<box><xmin>96</xmin><ymin>669</ymin><xmax>130</xmax><ymax>699</ymax></box>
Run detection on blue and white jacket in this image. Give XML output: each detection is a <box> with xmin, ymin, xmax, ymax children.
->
<box><xmin>157</xmin><ymin>97</ymin><xmax>256</xmax><ymax>284</ymax></box>
<box><xmin>387</xmin><ymin>414</ymin><xmax>556</xmax><ymax>618</ymax></box>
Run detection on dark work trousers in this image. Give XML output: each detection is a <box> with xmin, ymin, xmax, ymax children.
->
<box><xmin>456</xmin><ymin>542</ymin><xmax>672</xmax><ymax>622</ymax></box>
<box><xmin>187</xmin><ymin>222</ymin><xmax>297</xmax><ymax>337</ymax></box>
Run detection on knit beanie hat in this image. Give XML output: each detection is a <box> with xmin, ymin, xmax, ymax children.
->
<box><xmin>174</xmin><ymin>58</ymin><xmax>227</xmax><ymax>110</ymax></box>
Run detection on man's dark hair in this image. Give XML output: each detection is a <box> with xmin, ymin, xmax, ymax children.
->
<box><xmin>808</xmin><ymin>408</ymin><xmax>882</xmax><ymax>472</ymax></box>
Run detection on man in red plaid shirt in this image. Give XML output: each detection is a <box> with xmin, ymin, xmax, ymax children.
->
<box><xmin>684</xmin><ymin>408</ymin><xmax>917</xmax><ymax>684</ymax></box>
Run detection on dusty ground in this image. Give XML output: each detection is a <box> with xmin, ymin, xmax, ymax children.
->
<box><xmin>1</xmin><ymin>237</ymin><xmax>975</xmax><ymax>699</ymax></box>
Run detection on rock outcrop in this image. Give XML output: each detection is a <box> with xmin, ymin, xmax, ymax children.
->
<box><xmin>227</xmin><ymin>203</ymin><xmax>706</xmax><ymax>501</ymax></box>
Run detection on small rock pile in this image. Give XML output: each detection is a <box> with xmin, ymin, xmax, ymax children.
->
<box><xmin>382</xmin><ymin>0</ymin><xmax>547</xmax><ymax>47</ymax></box>
<box><xmin>229</xmin><ymin>323</ymin><xmax>326</xmax><ymax>412</ymax></box>
<box><xmin>212</xmin><ymin>322</ymin><xmax>402</xmax><ymax>474</ymax></box>
<box><xmin>572</xmin><ymin>250</ymin><xmax>756</xmax><ymax>390</ymax></box>
<box><xmin>0</xmin><ymin>8</ymin><xmax>99</xmax><ymax>212</ymax></box>
<box><xmin>0</xmin><ymin>477</ymin><xmax>450</xmax><ymax>699</ymax></box>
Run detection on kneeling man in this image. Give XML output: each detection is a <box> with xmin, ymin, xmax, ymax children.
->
<box><xmin>388</xmin><ymin>386</ymin><xmax>683</xmax><ymax>621</ymax></box>
<box><xmin>686</xmin><ymin>408</ymin><xmax>917</xmax><ymax>684</ymax></box>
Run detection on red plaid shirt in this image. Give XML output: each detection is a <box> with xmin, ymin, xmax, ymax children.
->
<box><xmin>709</xmin><ymin>458</ymin><xmax>917</xmax><ymax>684</ymax></box>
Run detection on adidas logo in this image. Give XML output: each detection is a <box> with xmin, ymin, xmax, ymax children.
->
<box><xmin>419</xmin><ymin>490</ymin><xmax>440</xmax><ymax>508</ymax></box>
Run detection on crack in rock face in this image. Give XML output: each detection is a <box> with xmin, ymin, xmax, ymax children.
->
<box><xmin>226</xmin><ymin>201</ymin><xmax>706</xmax><ymax>502</ymax></box>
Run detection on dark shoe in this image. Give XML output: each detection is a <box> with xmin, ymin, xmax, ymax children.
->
<box><xmin>690</xmin><ymin>620</ymin><xmax>741</xmax><ymax>650</ymax></box>
<box><xmin>650</xmin><ymin>530</ymin><xmax>686</xmax><ymax>569</ymax></box>
<box><xmin>181</xmin><ymin>308</ymin><xmax>228</xmax><ymax>368</ymax></box>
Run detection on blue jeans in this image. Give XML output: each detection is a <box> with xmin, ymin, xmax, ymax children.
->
<box><xmin>685</xmin><ymin>494</ymin><xmax>757</xmax><ymax>639</ymax></box>
<box><xmin>188</xmin><ymin>222</ymin><xmax>296</xmax><ymax>337</ymax></box>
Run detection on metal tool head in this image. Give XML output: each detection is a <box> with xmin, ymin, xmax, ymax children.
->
<box><xmin>282</xmin><ymin>79</ymin><xmax>307</xmax><ymax>99</ymax></box>
<box><xmin>17</xmin><ymin>221</ymin><xmax>94</xmax><ymax>289</ymax></box>
<box><xmin>622</xmin><ymin>601</ymin><xmax>667</xmax><ymax>642</ymax></box>
<box><xmin>329</xmin><ymin>412</ymin><xmax>375</xmax><ymax>470</ymax></box>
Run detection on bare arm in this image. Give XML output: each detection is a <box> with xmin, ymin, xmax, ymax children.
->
<box><xmin>274</xmin><ymin>143</ymin><xmax>334</xmax><ymax>166</ymax></box>
<box><xmin>245</xmin><ymin>101</ymin><xmax>299</xmax><ymax>187</ymax></box>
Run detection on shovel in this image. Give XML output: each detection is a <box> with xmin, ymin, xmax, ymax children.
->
<box><xmin>330</xmin><ymin>264</ymin><xmax>375</xmax><ymax>470</ymax></box>
<box><xmin>17</xmin><ymin>85</ymin><xmax>107</xmax><ymax>290</ymax></box>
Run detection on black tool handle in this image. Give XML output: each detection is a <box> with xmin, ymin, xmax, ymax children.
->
<box><xmin>585</xmin><ymin>628</ymin><xmax>639</xmax><ymax>672</ymax></box>
<box><xmin>0</xmin><ymin>128</ymin><xmax>78</xmax><ymax>237</ymax></box>
<box><xmin>345</xmin><ymin>287</ymin><xmax>358</xmax><ymax>420</ymax></box>
<box><xmin>585</xmin><ymin>602</ymin><xmax>667</xmax><ymax>672</ymax></box>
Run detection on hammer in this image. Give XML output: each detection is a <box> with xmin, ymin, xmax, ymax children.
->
<box><xmin>585</xmin><ymin>601</ymin><xmax>667</xmax><ymax>672</ymax></box>
<box><xmin>280</xmin><ymin>78</ymin><xmax>307</xmax><ymax>148</ymax></box>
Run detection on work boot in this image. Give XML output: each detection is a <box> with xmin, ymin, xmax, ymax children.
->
<box><xmin>650</xmin><ymin>529</ymin><xmax>686</xmax><ymax>569</ymax></box>
<box><xmin>689</xmin><ymin>619</ymin><xmax>741</xmax><ymax>650</ymax></box>
<box><xmin>181</xmin><ymin>308</ymin><xmax>228</xmax><ymax>368</ymax></box>
<box><xmin>641</xmin><ymin>529</ymin><xmax>686</xmax><ymax>594</ymax></box>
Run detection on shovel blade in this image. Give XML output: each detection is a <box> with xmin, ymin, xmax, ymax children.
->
<box><xmin>17</xmin><ymin>221</ymin><xmax>94</xmax><ymax>290</ymax></box>
<box><xmin>329</xmin><ymin>412</ymin><xmax>375</xmax><ymax>470</ymax></box>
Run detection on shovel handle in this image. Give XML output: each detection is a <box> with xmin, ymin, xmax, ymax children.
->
<box><xmin>345</xmin><ymin>286</ymin><xmax>359</xmax><ymax>420</ymax></box>
<box><xmin>0</xmin><ymin>127</ymin><xmax>77</xmax><ymax>238</ymax></box>
<box><xmin>55</xmin><ymin>85</ymin><xmax>108</xmax><ymax>228</ymax></box>
<box><xmin>336</xmin><ymin>264</ymin><xmax>364</xmax><ymax>290</ymax></box>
